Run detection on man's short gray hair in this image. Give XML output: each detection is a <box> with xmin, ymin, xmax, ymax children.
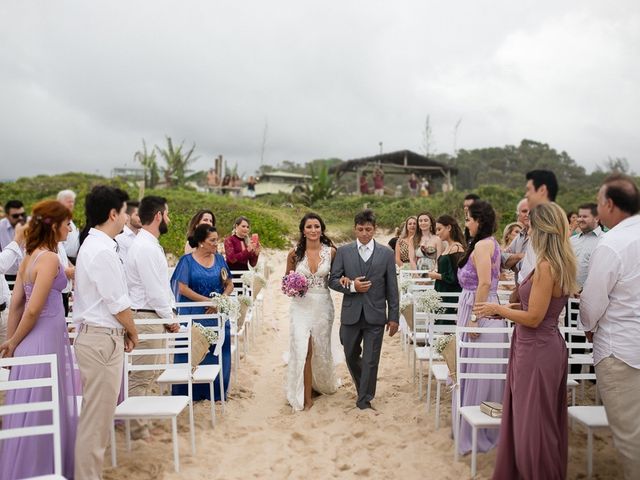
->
<box><xmin>57</xmin><ymin>189</ymin><xmax>76</xmax><ymax>201</ymax></box>
<box><xmin>516</xmin><ymin>198</ymin><xmax>528</xmax><ymax>214</ymax></box>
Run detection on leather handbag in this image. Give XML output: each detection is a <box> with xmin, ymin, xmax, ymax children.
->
<box><xmin>480</xmin><ymin>401</ymin><xmax>503</xmax><ymax>418</ymax></box>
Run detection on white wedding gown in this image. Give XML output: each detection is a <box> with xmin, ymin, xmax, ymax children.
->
<box><xmin>286</xmin><ymin>244</ymin><xmax>338</xmax><ymax>411</ymax></box>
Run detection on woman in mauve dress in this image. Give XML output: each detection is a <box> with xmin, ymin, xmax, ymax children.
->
<box><xmin>475</xmin><ymin>202</ymin><xmax>577</xmax><ymax>480</ymax></box>
<box><xmin>0</xmin><ymin>200</ymin><xmax>79</xmax><ymax>480</ymax></box>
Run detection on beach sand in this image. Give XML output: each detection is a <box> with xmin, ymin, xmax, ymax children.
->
<box><xmin>104</xmin><ymin>246</ymin><xmax>622</xmax><ymax>480</ymax></box>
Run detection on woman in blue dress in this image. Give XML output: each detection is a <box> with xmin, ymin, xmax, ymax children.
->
<box><xmin>171</xmin><ymin>224</ymin><xmax>234</xmax><ymax>401</ymax></box>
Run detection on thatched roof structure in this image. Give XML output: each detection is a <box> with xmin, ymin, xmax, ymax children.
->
<box><xmin>329</xmin><ymin>150</ymin><xmax>457</xmax><ymax>178</ymax></box>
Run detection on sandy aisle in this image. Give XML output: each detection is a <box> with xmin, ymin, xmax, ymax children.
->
<box><xmin>104</xmin><ymin>245</ymin><xmax>622</xmax><ymax>480</ymax></box>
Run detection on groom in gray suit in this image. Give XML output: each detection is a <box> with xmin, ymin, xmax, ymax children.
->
<box><xmin>330</xmin><ymin>209</ymin><xmax>399</xmax><ymax>410</ymax></box>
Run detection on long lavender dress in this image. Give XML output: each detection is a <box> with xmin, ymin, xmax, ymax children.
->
<box><xmin>453</xmin><ymin>237</ymin><xmax>507</xmax><ymax>455</ymax></box>
<box><xmin>493</xmin><ymin>273</ymin><xmax>568</xmax><ymax>479</ymax></box>
<box><xmin>0</xmin><ymin>254</ymin><xmax>79</xmax><ymax>479</ymax></box>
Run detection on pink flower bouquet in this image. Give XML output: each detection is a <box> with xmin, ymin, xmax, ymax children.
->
<box><xmin>281</xmin><ymin>271</ymin><xmax>308</xmax><ymax>298</ymax></box>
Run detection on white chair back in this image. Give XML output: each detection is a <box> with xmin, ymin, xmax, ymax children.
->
<box><xmin>124</xmin><ymin>317</ymin><xmax>193</xmax><ymax>400</ymax></box>
<box><xmin>0</xmin><ymin>354</ymin><xmax>63</xmax><ymax>476</ymax></box>
<box><xmin>454</xmin><ymin>325</ymin><xmax>511</xmax><ymax>450</ymax></box>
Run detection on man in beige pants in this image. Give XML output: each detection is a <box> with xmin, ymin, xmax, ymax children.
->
<box><xmin>580</xmin><ymin>173</ymin><xmax>640</xmax><ymax>480</ymax></box>
<box><xmin>124</xmin><ymin>195</ymin><xmax>178</xmax><ymax>440</ymax></box>
<box><xmin>74</xmin><ymin>186</ymin><xmax>138</xmax><ymax>479</ymax></box>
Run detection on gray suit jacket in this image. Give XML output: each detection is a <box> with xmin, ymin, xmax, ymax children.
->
<box><xmin>329</xmin><ymin>241</ymin><xmax>399</xmax><ymax>326</ymax></box>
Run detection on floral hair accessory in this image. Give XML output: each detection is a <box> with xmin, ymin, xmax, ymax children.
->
<box><xmin>34</xmin><ymin>215</ymin><xmax>52</xmax><ymax>225</ymax></box>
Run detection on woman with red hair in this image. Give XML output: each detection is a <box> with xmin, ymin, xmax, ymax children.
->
<box><xmin>0</xmin><ymin>200</ymin><xmax>79</xmax><ymax>479</ymax></box>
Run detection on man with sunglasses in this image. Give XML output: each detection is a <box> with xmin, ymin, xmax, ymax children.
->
<box><xmin>0</xmin><ymin>199</ymin><xmax>26</xmax><ymax>285</ymax></box>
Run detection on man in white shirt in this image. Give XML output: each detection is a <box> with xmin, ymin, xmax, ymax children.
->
<box><xmin>125</xmin><ymin>196</ymin><xmax>178</xmax><ymax>440</ymax></box>
<box><xmin>518</xmin><ymin>170</ymin><xmax>558</xmax><ymax>283</ymax></box>
<box><xmin>570</xmin><ymin>202</ymin><xmax>604</xmax><ymax>289</ymax></box>
<box><xmin>73</xmin><ymin>185</ymin><xmax>138</xmax><ymax>480</ymax></box>
<box><xmin>0</xmin><ymin>223</ymin><xmax>26</xmax><ymax>344</ymax></box>
<box><xmin>0</xmin><ymin>199</ymin><xmax>26</xmax><ymax>283</ymax></box>
<box><xmin>116</xmin><ymin>200</ymin><xmax>141</xmax><ymax>264</ymax></box>
<box><xmin>57</xmin><ymin>190</ymin><xmax>80</xmax><ymax>263</ymax></box>
<box><xmin>580</xmin><ymin>174</ymin><xmax>640</xmax><ymax>479</ymax></box>
<box><xmin>501</xmin><ymin>198</ymin><xmax>529</xmax><ymax>279</ymax></box>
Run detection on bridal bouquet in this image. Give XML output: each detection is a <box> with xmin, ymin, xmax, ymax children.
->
<box><xmin>281</xmin><ymin>271</ymin><xmax>308</xmax><ymax>298</ymax></box>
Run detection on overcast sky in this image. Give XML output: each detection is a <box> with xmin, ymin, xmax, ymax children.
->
<box><xmin>1</xmin><ymin>0</ymin><xmax>638</xmax><ymax>180</ymax></box>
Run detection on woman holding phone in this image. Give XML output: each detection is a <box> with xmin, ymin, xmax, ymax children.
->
<box><xmin>224</xmin><ymin>216</ymin><xmax>260</xmax><ymax>272</ymax></box>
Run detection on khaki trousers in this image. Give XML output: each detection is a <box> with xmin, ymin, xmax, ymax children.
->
<box><xmin>595</xmin><ymin>356</ymin><xmax>640</xmax><ymax>480</ymax></box>
<box><xmin>74</xmin><ymin>329</ymin><xmax>124</xmax><ymax>480</ymax></box>
<box><xmin>128</xmin><ymin>314</ymin><xmax>163</xmax><ymax>439</ymax></box>
<box><xmin>0</xmin><ymin>309</ymin><xmax>8</xmax><ymax>345</ymax></box>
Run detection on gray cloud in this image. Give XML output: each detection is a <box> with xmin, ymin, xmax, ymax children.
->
<box><xmin>1</xmin><ymin>0</ymin><xmax>638</xmax><ymax>180</ymax></box>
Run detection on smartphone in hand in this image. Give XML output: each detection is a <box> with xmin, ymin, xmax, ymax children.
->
<box><xmin>251</xmin><ymin>233</ymin><xmax>260</xmax><ymax>245</ymax></box>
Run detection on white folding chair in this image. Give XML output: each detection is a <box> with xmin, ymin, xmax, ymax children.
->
<box><xmin>454</xmin><ymin>325</ymin><xmax>511</xmax><ymax>478</ymax></box>
<box><xmin>568</xmin><ymin>406</ymin><xmax>609</xmax><ymax>478</ymax></box>
<box><xmin>0</xmin><ymin>354</ymin><xmax>65</xmax><ymax>479</ymax></box>
<box><xmin>111</xmin><ymin>317</ymin><xmax>195</xmax><ymax>473</ymax></box>
<box><xmin>409</xmin><ymin>283</ymin><xmax>435</xmax><ymax>377</ymax></box>
<box><xmin>561</xmin><ymin>325</ymin><xmax>597</xmax><ymax>405</ymax></box>
<box><xmin>177</xmin><ymin>301</ymin><xmax>239</xmax><ymax>382</ymax></box>
<box><xmin>426</xmin><ymin>293</ymin><xmax>461</xmax><ymax>427</ymax></box>
<box><xmin>157</xmin><ymin>313</ymin><xmax>226</xmax><ymax>425</ymax></box>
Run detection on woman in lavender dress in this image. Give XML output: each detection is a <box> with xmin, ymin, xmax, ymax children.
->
<box><xmin>0</xmin><ymin>200</ymin><xmax>79</xmax><ymax>479</ymax></box>
<box><xmin>453</xmin><ymin>200</ymin><xmax>507</xmax><ymax>455</ymax></box>
<box><xmin>475</xmin><ymin>203</ymin><xmax>577</xmax><ymax>479</ymax></box>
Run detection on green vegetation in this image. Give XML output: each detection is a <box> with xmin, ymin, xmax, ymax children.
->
<box><xmin>0</xmin><ymin>171</ymin><xmax>609</xmax><ymax>257</ymax></box>
<box><xmin>2</xmin><ymin>136</ymin><xmax>635</xmax><ymax>258</ymax></box>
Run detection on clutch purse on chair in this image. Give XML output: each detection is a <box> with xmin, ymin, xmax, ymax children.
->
<box><xmin>480</xmin><ymin>401</ymin><xmax>503</xmax><ymax>418</ymax></box>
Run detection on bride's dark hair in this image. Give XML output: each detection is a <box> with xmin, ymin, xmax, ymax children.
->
<box><xmin>294</xmin><ymin>213</ymin><xmax>335</xmax><ymax>265</ymax></box>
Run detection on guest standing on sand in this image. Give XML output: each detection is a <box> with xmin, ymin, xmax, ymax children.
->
<box><xmin>0</xmin><ymin>200</ymin><xmax>79</xmax><ymax>479</ymax></box>
<box><xmin>73</xmin><ymin>186</ymin><xmax>138</xmax><ymax>480</ymax></box>
<box><xmin>475</xmin><ymin>202</ymin><xmax>577</xmax><ymax>480</ymax></box>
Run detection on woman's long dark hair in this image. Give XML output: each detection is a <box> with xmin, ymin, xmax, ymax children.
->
<box><xmin>415</xmin><ymin>211</ymin><xmax>436</xmax><ymax>249</ymax></box>
<box><xmin>186</xmin><ymin>209</ymin><xmax>216</xmax><ymax>237</ymax></box>
<box><xmin>294</xmin><ymin>213</ymin><xmax>335</xmax><ymax>265</ymax></box>
<box><xmin>458</xmin><ymin>200</ymin><xmax>497</xmax><ymax>268</ymax></box>
<box><xmin>435</xmin><ymin>214</ymin><xmax>467</xmax><ymax>249</ymax></box>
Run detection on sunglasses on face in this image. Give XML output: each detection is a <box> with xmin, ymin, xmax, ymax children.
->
<box><xmin>10</xmin><ymin>213</ymin><xmax>25</xmax><ymax>219</ymax></box>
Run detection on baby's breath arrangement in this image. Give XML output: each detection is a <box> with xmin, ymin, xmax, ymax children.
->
<box><xmin>209</xmin><ymin>292</ymin><xmax>240</xmax><ymax>320</ymax></box>
<box><xmin>400</xmin><ymin>292</ymin><xmax>413</xmax><ymax>311</ymax></box>
<box><xmin>193</xmin><ymin>322</ymin><xmax>219</xmax><ymax>345</ymax></box>
<box><xmin>414</xmin><ymin>289</ymin><xmax>444</xmax><ymax>314</ymax></box>
<box><xmin>237</xmin><ymin>295</ymin><xmax>253</xmax><ymax>308</ymax></box>
<box><xmin>434</xmin><ymin>334</ymin><xmax>454</xmax><ymax>355</ymax></box>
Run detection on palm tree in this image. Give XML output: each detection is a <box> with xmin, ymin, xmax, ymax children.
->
<box><xmin>155</xmin><ymin>136</ymin><xmax>199</xmax><ymax>187</ymax></box>
<box><xmin>298</xmin><ymin>164</ymin><xmax>342</xmax><ymax>206</ymax></box>
<box><xmin>133</xmin><ymin>140</ymin><xmax>159</xmax><ymax>188</ymax></box>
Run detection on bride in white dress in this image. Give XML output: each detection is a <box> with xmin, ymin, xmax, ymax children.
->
<box><xmin>286</xmin><ymin>213</ymin><xmax>339</xmax><ymax>411</ymax></box>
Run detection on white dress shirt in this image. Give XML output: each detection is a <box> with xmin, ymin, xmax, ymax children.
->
<box><xmin>0</xmin><ymin>218</ymin><xmax>19</xmax><ymax>275</ymax></box>
<box><xmin>56</xmin><ymin>242</ymin><xmax>72</xmax><ymax>294</ymax></box>
<box><xmin>580</xmin><ymin>215</ymin><xmax>640</xmax><ymax>368</ymax></box>
<box><xmin>518</xmin><ymin>242</ymin><xmax>536</xmax><ymax>284</ymax></box>
<box><xmin>570</xmin><ymin>226</ymin><xmax>604</xmax><ymax>288</ymax></box>
<box><xmin>115</xmin><ymin>225</ymin><xmax>137</xmax><ymax>264</ymax></box>
<box><xmin>0</xmin><ymin>241</ymin><xmax>23</xmax><ymax>306</ymax></box>
<box><xmin>124</xmin><ymin>229</ymin><xmax>174</xmax><ymax>318</ymax></box>
<box><xmin>357</xmin><ymin>238</ymin><xmax>374</xmax><ymax>262</ymax></box>
<box><xmin>60</xmin><ymin>220</ymin><xmax>80</xmax><ymax>259</ymax></box>
<box><xmin>73</xmin><ymin>228</ymin><xmax>131</xmax><ymax>329</ymax></box>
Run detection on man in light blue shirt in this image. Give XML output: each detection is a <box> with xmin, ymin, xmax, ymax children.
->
<box><xmin>570</xmin><ymin>202</ymin><xmax>604</xmax><ymax>289</ymax></box>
